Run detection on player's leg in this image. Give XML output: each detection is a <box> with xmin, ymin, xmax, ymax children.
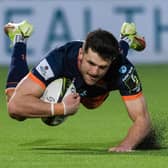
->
<box><xmin>4</xmin><ymin>20</ymin><xmax>33</xmax><ymax>102</ymax></box>
<box><xmin>119</xmin><ymin>22</ymin><xmax>146</xmax><ymax>57</ymax></box>
<box><xmin>5</xmin><ymin>43</ymin><xmax>29</xmax><ymax>102</ymax></box>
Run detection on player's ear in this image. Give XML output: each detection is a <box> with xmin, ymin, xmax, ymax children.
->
<box><xmin>78</xmin><ymin>48</ymin><xmax>83</xmax><ymax>60</ymax></box>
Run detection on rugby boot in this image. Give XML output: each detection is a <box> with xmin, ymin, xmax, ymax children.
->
<box><xmin>4</xmin><ymin>20</ymin><xmax>33</xmax><ymax>46</ymax></box>
<box><xmin>120</xmin><ymin>22</ymin><xmax>146</xmax><ymax>51</ymax></box>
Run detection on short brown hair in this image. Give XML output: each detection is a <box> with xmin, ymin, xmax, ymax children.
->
<box><xmin>83</xmin><ymin>29</ymin><xmax>120</xmax><ymax>61</ymax></box>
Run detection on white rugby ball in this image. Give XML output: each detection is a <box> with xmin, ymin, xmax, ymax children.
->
<box><xmin>40</xmin><ymin>77</ymin><xmax>76</xmax><ymax>126</ymax></box>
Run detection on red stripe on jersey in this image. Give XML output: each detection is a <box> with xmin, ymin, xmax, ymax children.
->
<box><xmin>122</xmin><ymin>92</ymin><xmax>143</xmax><ymax>101</ymax></box>
<box><xmin>28</xmin><ymin>72</ymin><xmax>46</xmax><ymax>90</ymax></box>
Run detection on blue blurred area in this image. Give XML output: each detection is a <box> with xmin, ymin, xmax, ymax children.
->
<box><xmin>1</xmin><ymin>0</ymin><xmax>168</xmax><ymax>65</ymax></box>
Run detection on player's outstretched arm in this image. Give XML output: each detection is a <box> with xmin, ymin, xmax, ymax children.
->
<box><xmin>108</xmin><ymin>94</ymin><xmax>151</xmax><ymax>152</ymax></box>
<box><xmin>7</xmin><ymin>75</ymin><xmax>80</xmax><ymax>120</ymax></box>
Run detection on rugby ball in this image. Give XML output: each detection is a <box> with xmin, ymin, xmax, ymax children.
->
<box><xmin>40</xmin><ymin>77</ymin><xmax>76</xmax><ymax>126</ymax></box>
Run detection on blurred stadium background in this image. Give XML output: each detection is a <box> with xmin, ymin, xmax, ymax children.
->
<box><xmin>1</xmin><ymin>0</ymin><xmax>168</xmax><ymax>65</ymax></box>
<box><xmin>0</xmin><ymin>0</ymin><xmax>168</xmax><ymax>167</ymax></box>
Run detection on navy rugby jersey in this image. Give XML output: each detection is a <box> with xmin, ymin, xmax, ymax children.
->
<box><xmin>28</xmin><ymin>41</ymin><xmax>142</xmax><ymax>108</ymax></box>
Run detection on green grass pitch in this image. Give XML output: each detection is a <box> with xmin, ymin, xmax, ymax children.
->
<box><xmin>0</xmin><ymin>64</ymin><xmax>168</xmax><ymax>168</ymax></box>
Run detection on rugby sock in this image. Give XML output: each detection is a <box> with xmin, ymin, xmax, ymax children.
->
<box><xmin>6</xmin><ymin>42</ymin><xmax>29</xmax><ymax>89</ymax></box>
<box><xmin>119</xmin><ymin>40</ymin><xmax>129</xmax><ymax>58</ymax></box>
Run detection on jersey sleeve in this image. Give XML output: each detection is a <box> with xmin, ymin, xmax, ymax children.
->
<box><xmin>118</xmin><ymin>62</ymin><xmax>143</xmax><ymax>101</ymax></box>
<box><xmin>29</xmin><ymin>47</ymin><xmax>64</xmax><ymax>88</ymax></box>
<box><xmin>28</xmin><ymin>41</ymin><xmax>82</xmax><ymax>89</ymax></box>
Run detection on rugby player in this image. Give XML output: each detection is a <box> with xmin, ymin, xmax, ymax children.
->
<box><xmin>4</xmin><ymin>20</ymin><xmax>151</xmax><ymax>152</ymax></box>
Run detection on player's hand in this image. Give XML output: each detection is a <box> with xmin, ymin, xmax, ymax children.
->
<box><xmin>62</xmin><ymin>93</ymin><xmax>80</xmax><ymax>115</ymax></box>
<box><xmin>108</xmin><ymin>145</ymin><xmax>134</xmax><ymax>153</ymax></box>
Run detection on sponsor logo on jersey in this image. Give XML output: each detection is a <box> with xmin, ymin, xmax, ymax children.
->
<box><xmin>119</xmin><ymin>65</ymin><xmax>127</xmax><ymax>74</ymax></box>
<box><xmin>122</xmin><ymin>67</ymin><xmax>141</xmax><ymax>92</ymax></box>
<box><xmin>36</xmin><ymin>59</ymin><xmax>54</xmax><ymax>80</ymax></box>
<box><xmin>79</xmin><ymin>90</ymin><xmax>87</xmax><ymax>97</ymax></box>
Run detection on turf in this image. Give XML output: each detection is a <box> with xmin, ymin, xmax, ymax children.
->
<box><xmin>0</xmin><ymin>64</ymin><xmax>168</xmax><ymax>168</ymax></box>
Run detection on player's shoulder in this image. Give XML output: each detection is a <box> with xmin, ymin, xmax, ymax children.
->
<box><xmin>105</xmin><ymin>57</ymin><xmax>134</xmax><ymax>80</ymax></box>
<box><xmin>60</xmin><ymin>41</ymin><xmax>83</xmax><ymax>60</ymax></box>
<box><xmin>45</xmin><ymin>40</ymin><xmax>83</xmax><ymax>61</ymax></box>
<box><xmin>64</xmin><ymin>40</ymin><xmax>84</xmax><ymax>50</ymax></box>
<box><xmin>50</xmin><ymin>40</ymin><xmax>83</xmax><ymax>57</ymax></box>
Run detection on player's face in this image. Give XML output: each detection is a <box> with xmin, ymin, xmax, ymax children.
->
<box><xmin>78</xmin><ymin>48</ymin><xmax>111</xmax><ymax>85</ymax></box>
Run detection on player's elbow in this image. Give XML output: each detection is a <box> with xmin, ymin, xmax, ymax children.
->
<box><xmin>7</xmin><ymin>100</ymin><xmax>26</xmax><ymax>121</ymax></box>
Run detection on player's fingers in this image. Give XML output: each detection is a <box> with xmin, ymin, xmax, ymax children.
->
<box><xmin>108</xmin><ymin>147</ymin><xmax>133</xmax><ymax>153</ymax></box>
<box><xmin>73</xmin><ymin>92</ymin><xmax>80</xmax><ymax>98</ymax></box>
